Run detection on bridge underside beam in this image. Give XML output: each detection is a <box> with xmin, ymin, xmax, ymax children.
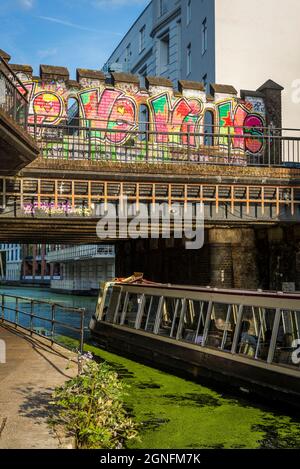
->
<box><xmin>0</xmin><ymin>219</ymin><xmax>277</xmax><ymax>243</ymax></box>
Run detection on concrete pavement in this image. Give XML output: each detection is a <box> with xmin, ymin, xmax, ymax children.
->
<box><xmin>0</xmin><ymin>323</ymin><xmax>77</xmax><ymax>449</ymax></box>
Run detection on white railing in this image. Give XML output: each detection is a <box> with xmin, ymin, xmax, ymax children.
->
<box><xmin>46</xmin><ymin>245</ymin><xmax>115</xmax><ymax>263</ymax></box>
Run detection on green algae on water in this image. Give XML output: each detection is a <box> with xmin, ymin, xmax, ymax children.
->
<box><xmin>84</xmin><ymin>344</ymin><xmax>300</xmax><ymax>449</ymax></box>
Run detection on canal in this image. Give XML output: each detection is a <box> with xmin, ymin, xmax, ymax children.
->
<box><xmin>1</xmin><ymin>285</ymin><xmax>300</xmax><ymax>449</ymax></box>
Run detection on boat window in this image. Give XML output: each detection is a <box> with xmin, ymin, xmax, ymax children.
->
<box><xmin>205</xmin><ymin>303</ymin><xmax>238</xmax><ymax>351</ymax></box>
<box><xmin>273</xmin><ymin>309</ymin><xmax>300</xmax><ymax>369</ymax></box>
<box><xmin>237</xmin><ymin>306</ymin><xmax>276</xmax><ymax>361</ymax></box>
<box><xmin>105</xmin><ymin>286</ymin><xmax>121</xmax><ymax>323</ymax></box>
<box><xmin>123</xmin><ymin>293</ymin><xmax>141</xmax><ymax>329</ymax></box>
<box><xmin>113</xmin><ymin>291</ymin><xmax>127</xmax><ymax>325</ymax></box>
<box><xmin>98</xmin><ymin>285</ymin><xmax>113</xmax><ymax>320</ymax></box>
<box><xmin>181</xmin><ymin>300</ymin><xmax>210</xmax><ymax>345</ymax></box>
<box><xmin>142</xmin><ymin>295</ymin><xmax>161</xmax><ymax>333</ymax></box>
<box><xmin>157</xmin><ymin>297</ymin><xmax>180</xmax><ymax>337</ymax></box>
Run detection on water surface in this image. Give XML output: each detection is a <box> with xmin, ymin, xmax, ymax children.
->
<box><xmin>1</xmin><ymin>286</ymin><xmax>300</xmax><ymax>449</ymax></box>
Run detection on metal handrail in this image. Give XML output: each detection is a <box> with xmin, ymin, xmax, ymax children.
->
<box><xmin>29</xmin><ymin>113</ymin><xmax>300</xmax><ymax>133</ymax></box>
<box><xmin>0</xmin><ymin>57</ymin><xmax>28</xmax><ymax>100</ymax></box>
<box><xmin>0</xmin><ymin>57</ymin><xmax>28</xmax><ymax>98</ymax></box>
<box><xmin>29</xmin><ymin>114</ymin><xmax>270</xmax><ymax>132</ymax></box>
<box><xmin>27</xmin><ymin>117</ymin><xmax>299</xmax><ymax>168</ymax></box>
<box><xmin>0</xmin><ymin>57</ymin><xmax>29</xmax><ymax>129</ymax></box>
<box><xmin>0</xmin><ymin>293</ymin><xmax>85</xmax><ymax>353</ymax></box>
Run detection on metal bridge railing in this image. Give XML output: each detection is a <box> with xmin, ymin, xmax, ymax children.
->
<box><xmin>27</xmin><ymin>116</ymin><xmax>300</xmax><ymax>168</ymax></box>
<box><xmin>0</xmin><ymin>57</ymin><xmax>29</xmax><ymax>129</ymax></box>
<box><xmin>0</xmin><ymin>177</ymin><xmax>299</xmax><ymax>222</ymax></box>
<box><xmin>0</xmin><ymin>293</ymin><xmax>85</xmax><ymax>353</ymax></box>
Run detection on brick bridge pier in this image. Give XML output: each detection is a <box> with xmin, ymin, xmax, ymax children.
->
<box><xmin>115</xmin><ymin>225</ymin><xmax>300</xmax><ymax>291</ymax></box>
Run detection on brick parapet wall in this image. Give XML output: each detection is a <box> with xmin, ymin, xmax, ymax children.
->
<box><xmin>24</xmin><ymin>157</ymin><xmax>300</xmax><ymax>183</ymax></box>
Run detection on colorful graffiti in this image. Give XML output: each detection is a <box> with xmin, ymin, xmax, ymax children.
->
<box><xmin>23</xmin><ymin>201</ymin><xmax>92</xmax><ymax>217</ymax></box>
<box><xmin>20</xmin><ymin>77</ymin><xmax>266</xmax><ymax>158</ymax></box>
<box><xmin>79</xmin><ymin>88</ymin><xmax>136</xmax><ymax>143</ymax></box>
<box><xmin>218</xmin><ymin>101</ymin><xmax>265</xmax><ymax>154</ymax></box>
<box><xmin>149</xmin><ymin>94</ymin><xmax>203</xmax><ymax>146</ymax></box>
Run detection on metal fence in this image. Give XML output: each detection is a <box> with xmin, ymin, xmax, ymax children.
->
<box><xmin>1</xmin><ymin>176</ymin><xmax>300</xmax><ymax>223</ymax></box>
<box><xmin>0</xmin><ymin>293</ymin><xmax>85</xmax><ymax>353</ymax></box>
<box><xmin>0</xmin><ymin>57</ymin><xmax>28</xmax><ymax>129</ymax></box>
<box><xmin>27</xmin><ymin>115</ymin><xmax>300</xmax><ymax>168</ymax></box>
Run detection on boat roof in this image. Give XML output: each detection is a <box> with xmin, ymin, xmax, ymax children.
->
<box><xmin>111</xmin><ymin>274</ymin><xmax>300</xmax><ymax>301</ymax></box>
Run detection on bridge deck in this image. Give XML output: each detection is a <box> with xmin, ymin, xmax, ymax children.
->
<box><xmin>0</xmin><ymin>323</ymin><xmax>77</xmax><ymax>449</ymax></box>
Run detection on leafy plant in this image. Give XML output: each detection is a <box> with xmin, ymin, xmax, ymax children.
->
<box><xmin>50</xmin><ymin>354</ymin><xmax>139</xmax><ymax>449</ymax></box>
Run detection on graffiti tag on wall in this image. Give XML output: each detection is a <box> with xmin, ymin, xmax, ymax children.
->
<box><xmin>20</xmin><ymin>78</ymin><xmax>266</xmax><ymax>159</ymax></box>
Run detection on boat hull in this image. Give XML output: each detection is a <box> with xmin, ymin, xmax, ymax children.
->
<box><xmin>91</xmin><ymin>320</ymin><xmax>300</xmax><ymax>410</ymax></box>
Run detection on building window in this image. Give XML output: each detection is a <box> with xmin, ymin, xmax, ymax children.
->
<box><xmin>139</xmin><ymin>104</ymin><xmax>150</xmax><ymax>140</ymax></box>
<box><xmin>139</xmin><ymin>65</ymin><xmax>148</xmax><ymax>78</ymax></box>
<box><xmin>187</xmin><ymin>0</ymin><xmax>192</xmax><ymax>25</ymax></box>
<box><xmin>204</xmin><ymin>110</ymin><xmax>214</xmax><ymax>146</ymax></box>
<box><xmin>202</xmin><ymin>18</ymin><xmax>208</xmax><ymax>55</ymax></box>
<box><xmin>202</xmin><ymin>73</ymin><xmax>207</xmax><ymax>92</ymax></box>
<box><xmin>159</xmin><ymin>0</ymin><xmax>167</xmax><ymax>17</ymax></box>
<box><xmin>139</xmin><ymin>65</ymin><xmax>148</xmax><ymax>88</ymax></box>
<box><xmin>177</xmin><ymin>20</ymin><xmax>182</xmax><ymax>77</ymax></box>
<box><xmin>187</xmin><ymin>43</ymin><xmax>192</xmax><ymax>76</ymax></box>
<box><xmin>159</xmin><ymin>34</ymin><xmax>170</xmax><ymax>73</ymax></box>
<box><xmin>126</xmin><ymin>43</ymin><xmax>131</xmax><ymax>64</ymax></box>
<box><xmin>139</xmin><ymin>26</ymin><xmax>146</xmax><ymax>53</ymax></box>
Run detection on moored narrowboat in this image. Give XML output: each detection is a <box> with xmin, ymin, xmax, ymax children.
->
<box><xmin>90</xmin><ymin>274</ymin><xmax>300</xmax><ymax>409</ymax></box>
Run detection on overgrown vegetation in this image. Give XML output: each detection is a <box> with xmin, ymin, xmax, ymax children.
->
<box><xmin>52</xmin><ymin>339</ymin><xmax>300</xmax><ymax>449</ymax></box>
<box><xmin>51</xmin><ymin>353</ymin><xmax>139</xmax><ymax>449</ymax></box>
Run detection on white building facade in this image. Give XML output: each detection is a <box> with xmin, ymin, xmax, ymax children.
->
<box><xmin>0</xmin><ymin>244</ymin><xmax>22</xmax><ymax>281</ymax></box>
<box><xmin>46</xmin><ymin>245</ymin><xmax>115</xmax><ymax>294</ymax></box>
<box><xmin>103</xmin><ymin>0</ymin><xmax>300</xmax><ymax>128</ymax></box>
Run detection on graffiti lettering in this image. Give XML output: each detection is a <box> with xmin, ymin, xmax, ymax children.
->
<box><xmin>217</xmin><ymin>101</ymin><xmax>264</xmax><ymax>155</ymax></box>
<box><xmin>149</xmin><ymin>93</ymin><xmax>203</xmax><ymax>146</ymax></box>
<box><xmin>80</xmin><ymin>88</ymin><xmax>136</xmax><ymax>143</ymax></box>
<box><xmin>32</xmin><ymin>91</ymin><xmax>63</xmax><ymax>124</ymax></box>
<box><xmin>20</xmin><ymin>77</ymin><xmax>266</xmax><ymax>161</ymax></box>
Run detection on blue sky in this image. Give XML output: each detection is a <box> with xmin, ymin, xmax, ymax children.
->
<box><xmin>0</xmin><ymin>0</ymin><xmax>149</xmax><ymax>78</ymax></box>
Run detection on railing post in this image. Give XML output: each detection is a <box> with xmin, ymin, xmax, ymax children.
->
<box><xmin>13</xmin><ymin>87</ymin><xmax>17</xmax><ymax>122</ymax></box>
<box><xmin>15</xmin><ymin>297</ymin><xmax>19</xmax><ymax>328</ymax></box>
<box><xmin>145</xmin><ymin>128</ymin><xmax>149</xmax><ymax>162</ymax></box>
<box><xmin>227</xmin><ymin>126</ymin><xmax>231</xmax><ymax>163</ymax></box>
<box><xmin>30</xmin><ymin>300</ymin><xmax>33</xmax><ymax>336</ymax></box>
<box><xmin>187</xmin><ymin>124</ymin><xmax>191</xmax><ymax>162</ymax></box>
<box><xmin>79</xmin><ymin>309</ymin><xmax>85</xmax><ymax>354</ymax></box>
<box><xmin>33</xmin><ymin>112</ymin><xmax>37</xmax><ymax>140</ymax></box>
<box><xmin>88</xmin><ymin>120</ymin><xmax>92</xmax><ymax>161</ymax></box>
<box><xmin>51</xmin><ymin>304</ymin><xmax>55</xmax><ymax>348</ymax></box>
<box><xmin>1</xmin><ymin>295</ymin><xmax>4</xmax><ymax>322</ymax></box>
<box><xmin>24</xmin><ymin>95</ymin><xmax>29</xmax><ymax>131</ymax></box>
<box><xmin>268</xmin><ymin>125</ymin><xmax>272</xmax><ymax>167</ymax></box>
